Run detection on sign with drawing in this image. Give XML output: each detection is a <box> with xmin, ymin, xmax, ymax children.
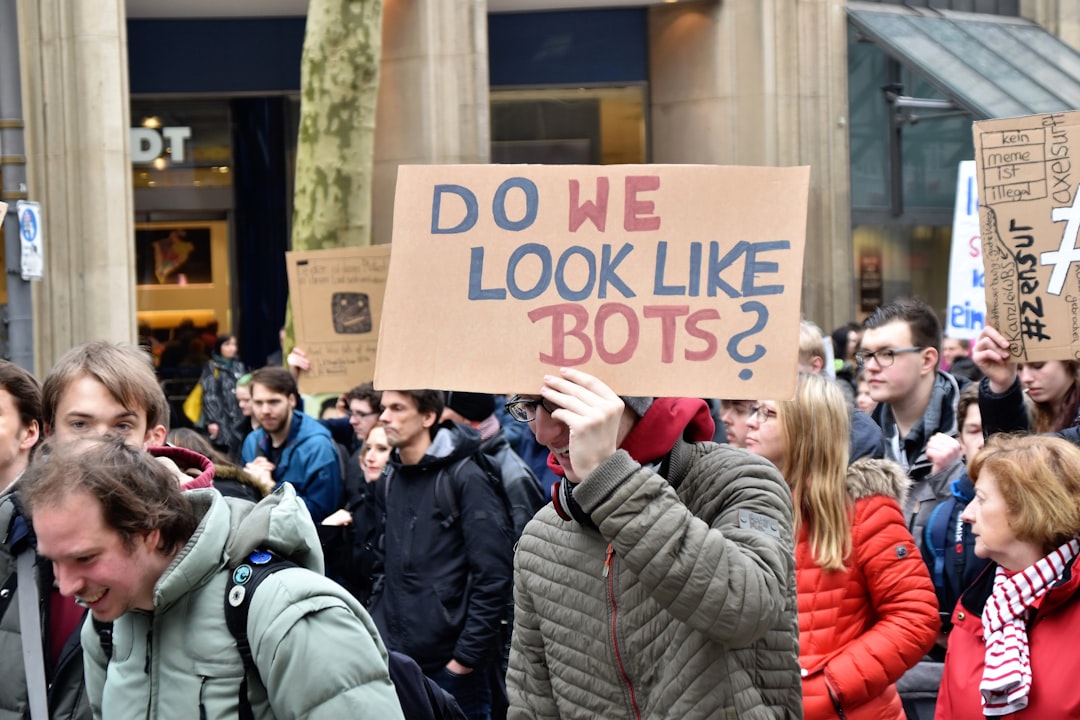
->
<box><xmin>285</xmin><ymin>245</ymin><xmax>392</xmax><ymax>394</ymax></box>
<box><xmin>375</xmin><ymin>164</ymin><xmax>810</xmax><ymax>398</ymax></box>
<box><xmin>974</xmin><ymin>111</ymin><xmax>1080</xmax><ymax>361</ymax></box>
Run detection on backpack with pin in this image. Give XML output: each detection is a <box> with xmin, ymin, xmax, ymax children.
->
<box><xmin>93</xmin><ymin>548</ymin><xmax>466</xmax><ymax>720</ymax></box>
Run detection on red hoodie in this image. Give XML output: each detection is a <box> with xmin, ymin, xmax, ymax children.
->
<box><xmin>547</xmin><ymin>397</ymin><xmax>715</xmax><ymax>476</ymax></box>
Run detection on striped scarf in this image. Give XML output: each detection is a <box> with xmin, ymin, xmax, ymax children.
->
<box><xmin>980</xmin><ymin>538</ymin><xmax>1080</xmax><ymax>715</ymax></box>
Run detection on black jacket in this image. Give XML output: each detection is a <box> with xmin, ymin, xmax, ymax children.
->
<box><xmin>979</xmin><ymin>375</ymin><xmax>1080</xmax><ymax>447</ymax></box>
<box><xmin>369</xmin><ymin>422</ymin><xmax>514</xmax><ymax>674</ymax></box>
<box><xmin>0</xmin><ymin>493</ymin><xmax>92</xmax><ymax>720</ymax></box>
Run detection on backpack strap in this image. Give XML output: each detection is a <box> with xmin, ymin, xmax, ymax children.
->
<box><xmin>93</xmin><ymin>619</ymin><xmax>114</xmax><ymax>661</ymax></box>
<box><xmin>433</xmin><ymin>459</ymin><xmax>469</xmax><ymax>530</ymax></box>
<box><xmin>224</xmin><ymin>549</ymin><xmax>297</xmax><ymax>720</ymax></box>
<box><xmin>924</xmin><ymin>498</ymin><xmax>956</xmax><ymax>591</ymax></box>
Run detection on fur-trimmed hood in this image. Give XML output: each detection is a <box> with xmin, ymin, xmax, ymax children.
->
<box><xmin>846</xmin><ymin>457</ymin><xmax>912</xmax><ymax>509</ymax></box>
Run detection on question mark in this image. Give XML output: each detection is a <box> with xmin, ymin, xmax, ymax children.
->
<box><xmin>726</xmin><ymin>301</ymin><xmax>768</xmax><ymax>380</ymax></box>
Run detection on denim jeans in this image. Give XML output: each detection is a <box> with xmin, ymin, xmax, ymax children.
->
<box><xmin>430</xmin><ymin>664</ymin><xmax>492</xmax><ymax>720</ymax></box>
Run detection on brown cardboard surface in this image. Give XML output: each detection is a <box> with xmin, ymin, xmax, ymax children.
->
<box><xmin>375</xmin><ymin>164</ymin><xmax>810</xmax><ymax>399</ymax></box>
<box><xmin>974</xmin><ymin>111</ymin><xmax>1080</xmax><ymax>362</ymax></box>
<box><xmin>285</xmin><ymin>245</ymin><xmax>391</xmax><ymax>394</ymax></box>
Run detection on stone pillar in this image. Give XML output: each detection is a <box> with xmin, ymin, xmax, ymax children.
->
<box><xmin>1021</xmin><ymin>0</ymin><xmax>1080</xmax><ymax>50</ymax></box>
<box><xmin>372</xmin><ymin>0</ymin><xmax>489</xmax><ymax>246</ymax></box>
<box><xmin>19</xmin><ymin>0</ymin><xmax>135</xmax><ymax>371</ymax></box>
<box><xmin>649</xmin><ymin>0</ymin><xmax>852</xmax><ymax>332</ymax></box>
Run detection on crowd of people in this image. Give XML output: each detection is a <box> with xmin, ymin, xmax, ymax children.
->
<box><xmin>2</xmin><ymin>296</ymin><xmax>1080</xmax><ymax>719</ymax></box>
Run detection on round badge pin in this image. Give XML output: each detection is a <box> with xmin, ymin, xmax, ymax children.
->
<box><xmin>233</xmin><ymin>565</ymin><xmax>253</xmax><ymax>585</ymax></box>
<box><xmin>250</xmin><ymin>551</ymin><xmax>273</xmax><ymax>565</ymax></box>
<box><xmin>228</xmin><ymin>585</ymin><xmax>246</xmax><ymax>607</ymax></box>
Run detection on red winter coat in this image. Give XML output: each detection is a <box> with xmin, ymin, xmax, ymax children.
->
<box><xmin>936</xmin><ymin>558</ymin><xmax>1080</xmax><ymax>719</ymax></box>
<box><xmin>797</xmin><ymin>459</ymin><xmax>940</xmax><ymax>720</ymax></box>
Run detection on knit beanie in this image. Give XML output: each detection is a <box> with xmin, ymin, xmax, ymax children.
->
<box><xmin>444</xmin><ymin>391</ymin><xmax>496</xmax><ymax>422</ymax></box>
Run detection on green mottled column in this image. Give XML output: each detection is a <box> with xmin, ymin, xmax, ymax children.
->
<box><xmin>292</xmin><ymin>0</ymin><xmax>383</xmax><ymax>250</ymax></box>
<box><xmin>286</xmin><ymin>0</ymin><xmax>383</xmax><ymax>353</ymax></box>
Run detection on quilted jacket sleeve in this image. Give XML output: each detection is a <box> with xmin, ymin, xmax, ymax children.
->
<box><xmin>506</xmin><ymin>551</ymin><xmax>559</xmax><ymax>720</ymax></box>
<box><xmin>572</xmin><ymin>444</ymin><xmax>796</xmax><ymax>647</ymax></box>
<box><xmin>824</xmin><ymin>496</ymin><xmax>940</xmax><ymax>709</ymax></box>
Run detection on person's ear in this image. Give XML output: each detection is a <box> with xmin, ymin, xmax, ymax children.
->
<box><xmin>422</xmin><ymin>409</ymin><xmax>439</xmax><ymax>429</ymax></box>
<box><xmin>18</xmin><ymin>420</ymin><xmax>39</xmax><ymax>451</ymax></box>
<box><xmin>921</xmin><ymin>347</ymin><xmax>939</xmax><ymax>375</ymax></box>
<box><xmin>144</xmin><ymin>424</ymin><xmax>167</xmax><ymax>448</ymax></box>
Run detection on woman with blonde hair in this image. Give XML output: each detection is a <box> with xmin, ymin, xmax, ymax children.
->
<box><xmin>745</xmin><ymin>373</ymin><xmax>939</xmax><ymax>719</ymax></box>
<box><xmin>937</xmin><ymin>434</ymin><xmax>1080</xmax><ymax>718</ymax></box>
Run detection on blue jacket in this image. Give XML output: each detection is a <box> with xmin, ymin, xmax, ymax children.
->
<box><xmin>241</xmin><ymin>410</ymin><xmax>341</xmax><ymax>522</ymax></box>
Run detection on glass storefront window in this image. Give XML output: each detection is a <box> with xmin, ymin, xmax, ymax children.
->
<box><xmin>853</xmin><ymin>223</ymin><xmax>953</xmax><ymax>321</ymax></box>
<box><xmin>130</xmin><ymin>100</ymin><xmax>234</xmax><ymax>361</ymax></box>
<box><xmin>848</xmin><ymin>26</ymin><xmax>974</xmax><ymax>212</ymax></box>
<box><xmin>490</xmin><ymin>86</ymin><xmax>647</xmax><ymax>165</ymax></box>
<box><xmin>131</xmin><ymin>100</ymin><xmax>233</xmax><ymax>190</ymax></box>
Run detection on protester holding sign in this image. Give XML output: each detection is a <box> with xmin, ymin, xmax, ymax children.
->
<box><xmin>504</xmin><ymin>367</ymin><xmax>801</xmax><ymax>719</ymax></box>
<box><xmin>974</xmin><ymin>324</ymin><xmax>1080</xmax><ymax>437</ymax></box>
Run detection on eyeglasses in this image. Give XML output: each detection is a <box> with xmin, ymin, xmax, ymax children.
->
<box><xmin>854</xmin><ymin>346</ymin><xmax>925</xmax><ymax>368</ymax></box>
<box><xmin>504</xmin><ymin>396</ymin><xmax>558</xmax><ymax>423</ymax></box>
<box><xmin>748</xmin><ymin>404</ymin><xmax>778</xmax><ymax>424</ymax></box>
<box><xmin>349</xmin><ymin>409</ymin><xmax>380</xmax><ymax>420</ymax></box>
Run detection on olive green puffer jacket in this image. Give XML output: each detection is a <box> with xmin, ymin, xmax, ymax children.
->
<box><xmin>508</xmin><ymin>439</ymin><xmax>802</xmax><ymax>719</ymax></box>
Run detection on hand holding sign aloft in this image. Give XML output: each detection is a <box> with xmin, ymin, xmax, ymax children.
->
<box><xmin>541</xmin><ymin>368</ymin><xmax>626</xmax><ymax>483</ymax></box>
<box><xmin>972</xmin><ymin>325</ymin><xmax>1017</xmax><ymax>394</ymax></box>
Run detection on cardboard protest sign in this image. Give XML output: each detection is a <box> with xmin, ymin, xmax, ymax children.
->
<box><xmin>285</xmin><ymin>245</ymin><xmax>391</xmax><ymax>394</ymax></box>
<box><xmin>375</xmin><ymin>164</ymin><xmax>809</xmax><ymax>398</ymax></box>
<box><xmin>946</xmin><ymin>161</ymin><xmax>985</xmax><ymax>340</ymax></box>
<box><xmin>974</xmin><ymin>111</ymin><xmax>1080</xmax><ymax>362</ymax></box>
<box><xmin>0</xmin><ymin>202</ymin><xmax>6</xmax><ymax>217</ymax></box>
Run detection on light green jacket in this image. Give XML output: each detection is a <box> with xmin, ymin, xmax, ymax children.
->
<box><xmin>81</xmin><ymin>485</ymin><xmax>404</xmax><ymax>720</ymax></box>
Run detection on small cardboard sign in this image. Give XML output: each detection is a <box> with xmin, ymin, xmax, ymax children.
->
<box><xmin>0</xmin><ymin>201</ymin><xmax>7</xmax><ymax>217</ymax></box>
<box><xmin>375</xmin><ymin>164</ymin><xmax>810</xmax><ymax>398</ymax></box>
<box><xmin>974</xmin><ymin>111</ymin><xmax>1080</xmax><ymax>361</ymax></box>
<box><xmin>285</xmin><ymin>245</ymin><xmax>391</xmax><ymax>394</ymax></box>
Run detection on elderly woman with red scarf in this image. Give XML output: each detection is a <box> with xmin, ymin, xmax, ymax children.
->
<box><xmin>937</xmin><ymin>433</ymin><xmax>1080</xmax><ymax>718</ymax></box>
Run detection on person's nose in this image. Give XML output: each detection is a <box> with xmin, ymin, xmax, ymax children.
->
<box><xmin>960</xmin><ymin>504</ymin><xmax>974</xmax><ymax>524</ymax></box>
<box><xmin>531</xmin><ymin>406</ymin><xmax>566</xmax><ymax>447</ymax></box>
<box><xmin>53</xmin><ymin>562</ymin><xmax>82</xmax><ymax>599</ymax></box>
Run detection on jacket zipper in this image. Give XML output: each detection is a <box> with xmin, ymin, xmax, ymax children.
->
<box><xmin>144</xmin><ymin>627</ymin><xmax>153</xmax><ymax>720</ymax></box>
<box><xmin>604</xmin><ymin>544</ymin><xmax>642</xmax><ymax>719</ymax></box>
